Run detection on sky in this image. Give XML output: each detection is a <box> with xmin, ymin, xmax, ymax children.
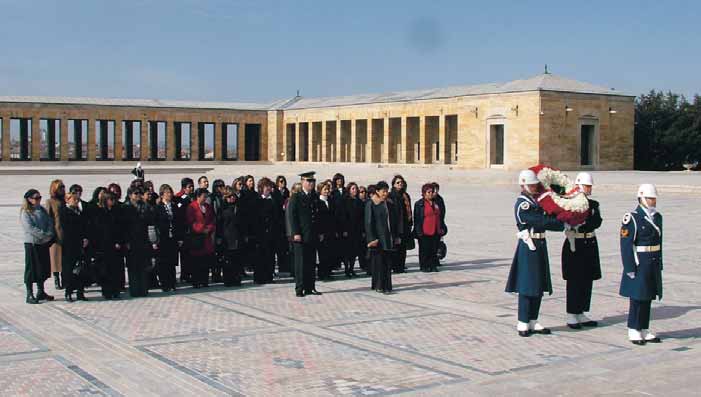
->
<box><xmin>0</xmin><ymin>0</ymin><xmax>699</xmax><ymax>103</ymax></box>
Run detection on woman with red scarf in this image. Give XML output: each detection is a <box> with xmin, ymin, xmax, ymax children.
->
<box><xmin>186</xmin><ymin>188</ymin><xmax>216</xmax><ymax>288</ymax></box>
<box><xmin>413</xmin><ymin>183</ymin><xmax>446</xmax><ymax>272</ymax></box>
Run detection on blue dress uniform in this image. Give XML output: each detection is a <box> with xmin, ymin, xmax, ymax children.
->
<box><xmin>561</xmin><ymin>199</ymin><xmax>602</xmax><ymax>327</ymax></box>
<box><xmin>619</xmin><ymin>205</ymin><xmax>663</xmax><ymax>338</ymax></box>
<box><xmin>505</xmin><ymin>194</ymin><xmax>564</xmax><ymax>334</ymax></box>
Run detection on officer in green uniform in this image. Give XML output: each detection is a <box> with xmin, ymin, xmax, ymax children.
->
<box><xmin>287</xmin><ymin>172</ymin><xmax>322</xmax><ymax>297</ymax></box>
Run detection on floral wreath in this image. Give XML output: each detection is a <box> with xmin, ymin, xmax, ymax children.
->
<box><xmin>529</xmin><ymin>165</ymin><xmax>590</xmax><ymax>226</ymax></box>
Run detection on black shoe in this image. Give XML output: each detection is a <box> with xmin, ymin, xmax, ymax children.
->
<box><xmin>518</xmin><ymin>331</ymin><xmax>531</xmax><ymax>337</ymax></box>
<box><xmin>296</xmin><ymin>292</ymin><xmax>305</xmax><ymax>297</ymax></box>
<box><xmin>65</xmin><ymin>291</ymin><xmax>74</xmax><ymax>302</ymax></box>
<box><xmin>581</xmin><ymin>320</ymin><xmax>598</xmax><ymax>327</ymax></box>
<box><xmin>36</xmin><ymin>291</ymin><xmax>55</xmax><ymax>301</ymax></box>
<box><xmin>567</xmin><ymin>323</ymin><xmax>582</xmax><ymax>330</ymax></box>
<box><xmin>76</xmin><ymin>291</ymin><xmax>88</xmax><ymax>301</ymax></box>
<box><xmin>112</xmin><ymin>293</ymin><xmax>121</xmax><ymax>300</ymax></box>
<box><xmin>53</xmin><ymin>273</ymin><xmax>64</xmax><ymax>290</ymax></box>
<box><xmin>26</xmin><ymin>293</ymin><xmax>40</xmax><ymax>304</ymax></box>
<box><xmin>307</xmin><ymin>290</ymin><xmax>322</xmax><ymax>295</ymax></box>
<box><xmin>631</xmin><ymin>340</ymin><xmax>646</xmax><ymax>346</ymax></box>
<box><xmin>532</xmin><ymin>328</ymin><xmax>552</xmax><ymax>335</ymax></box>
<box><xmin>645</xmin><ymin>337</ymin><xmax>662</xmax><ymax>343</ymax></box>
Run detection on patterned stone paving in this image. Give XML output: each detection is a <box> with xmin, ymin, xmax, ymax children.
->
<box><xmin>0</xmin><ymin>168</ymin><xmax>700</xmax><ymax>396</ymax></box>
<box><xmin>141</xmin><ymin>330</ymin><xmax>461</xmax><ymax>396</ymax></box>
<box><xmin>51</xmin><ymin>295</ymin><xmax>279</xmax><ymax>342</ymax></box>
<box><xmin>0</xmin><ymin>357</ymin><xmax>114</xmax><ymax>396</ymax></box>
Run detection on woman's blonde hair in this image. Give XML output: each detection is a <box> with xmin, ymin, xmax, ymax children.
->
<box><xmin>49</xmin><ymin>179</ymin><xmax>64</xmax><ymax>199</ymax></box>
<box><xmin>290</xmin><ymin>182</ymin><xmax>302</xmax><ymax>194</ymax></box>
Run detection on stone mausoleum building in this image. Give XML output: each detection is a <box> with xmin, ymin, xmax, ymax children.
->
<box><xmin>0</xmin><ymin>73</ymin><xmax>634</xmax><ymax>170</ymax></box>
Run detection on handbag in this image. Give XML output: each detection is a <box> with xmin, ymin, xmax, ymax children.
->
<box><xmin>437</xmin><ymin>241</ymin><xmax>447</xmax><ymax>260</ymax></box>
<box><xmin>73</xmin><ymin>253</ymin><xmax>93</xmax><ymax>284</ymax></box>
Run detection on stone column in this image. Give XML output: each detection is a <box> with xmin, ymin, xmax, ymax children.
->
<box><xmin>140</xmin><ymin>118</ymin><xmax>149</xmax><ymax>161</ymax></box>
<box><xmin>321</xmin><ymin>121</ymin><xmax>328</xmax><ymax>162</ymax></box>
<box><xmin>191</xmin><ymin>119</ymin><xmax>200</xmax><ymax>161</ymax></box>
<box><xmin>294</xmin><ymin>122</ymin><xmax>301</xmax><ymax>162</ymax></box>
<box><xmin>31</xmin><ymin>116</ymin><xmax>41</xmax><ymax>161</ymax></box>
<box><xmin>400</xmin><ymin>117</ymin><xmax>408</xmax><ymax>164</ymax></box>
<box><xmin>281</xmin><ymin>122</ymin><xmax>288</xmax><ymax>162</ymax></box>
<box><xmin>335</xmin><ymin>119</ymin><xmax>342</xmax><ymax>162</ymax></box>
<box><xmin>366</xmin><ymin>119</ymin><xmax>374</xmax><ymax>163</ymax></box>
<box><xmin>165</xmin><ymin>119</ymin><xmax>176</xmax><ymax>160</ymax></box>
<box><xmin>307</xmin><ymin>122</ymin><xmax>315</xmax><ymax>162</ymax></box>
<box><xmin>59</xmin><ymin>118</ymin><xmax>69</xmax><ymax>161</ymax></box>
<box><xmin>1</xmin><ymin>116</ymin><xmax>10</xmax><ymax>161</ymax></box>
<box><xmin>438</xmin><ymin>114</ymin><xmax>446</xmax><ymax>164</ymax></box>
<box><xmin>238</xmin><ymin>122</ymin><xmax>246</xmax><ymax>161</ymax></box>
<box><xmin>114</xmin><ymin>120</ymin><xmax>124</xmax><ymax>161</ymax></box>
<box><xmin>382</xmin><ymin>117</ymin><xmax>390</xmax><ymax>164</ymax></box>
<box><xmin>418</xmin><ymin>116</ymin><xmax>427</xmax><ymax>164</ymax></box>
<box><xmin>350</xmin><ymin>120</ymin><xmax>357</xmax><ymax>163</ymax></box>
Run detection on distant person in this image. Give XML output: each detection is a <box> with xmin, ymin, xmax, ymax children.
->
<box><xmin>60</xmin><ymin>191</ymin><xmax>90</xmax><ymax>301</ymax></box>
<box><xmin>287</xmin><ymin>172</ymin><xmax>322</xmax><ymax>297</ymax></box>
<box><xmin>46</xmin><ymin>179</ymin><xmax>66</xmax><ymax>290</ymax></box>
<box><xmin>20</xmin><ymin>189</ymin><xmax>55</xmax><ymax>304</ymax></box>
<box><xmin>413</xmin><ymin>183</ymin><xmax>446</xmax><ymax>272</ymax></box>
<box><xmin>365</xmin><ymin>182</ymin><xmax>399</xmax><ymax>294</ymax></box>
<box><xmin>154</xmin><ymin>184</ymin><xmax>184</xmax><ymax>292</ymax></box>
<box><xmin>186</xmin><ymin>188</ymin><xmax>216</xmax><ymax>288</ymax></box>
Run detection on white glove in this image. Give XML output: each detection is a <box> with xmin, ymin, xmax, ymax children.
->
<box><xmin>627</xmin><ymin>272</ymin><xmax>636</xmax><ymax>279</ymax></box>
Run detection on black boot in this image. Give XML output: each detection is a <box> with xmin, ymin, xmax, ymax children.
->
<box><xmin>53</xmin><ymin>272</ymin><xmax>64</xmax><ymax>290</ymax></box>
<box><xmin>35</xmin><ymin>282</ymin><xmax>55</xmax><ymax>301</ymax></box>
<box><xmin>76</xmin><ymin>290</ymin><xmax>88</xmax><ymax>301</ymax></box>
<box><xmin>65</xmin><ymin>290</ymin><xmax>74</xmax><ymax>302</ymax></box>
<box><xmin>25</xmin><ymin>284</ymin><xmax>40</xmax><ymax>304</ymax></box>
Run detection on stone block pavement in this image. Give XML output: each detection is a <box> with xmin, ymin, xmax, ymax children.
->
<box><xmin>0</xmin><ymin>165</ymin><xmax>699</xmax><ymax>396</ymax></box>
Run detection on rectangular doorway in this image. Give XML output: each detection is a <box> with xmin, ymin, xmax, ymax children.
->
<box><xmin>244</xmin><ymin>124</ymin><xmax>261</xmax><ymax>161</ymax></box>
<box><xmin>580</xmin><ymin>124</ymin><xmax>596</xmax><ymax>166</ymax></box>
<box><xmin>489</xmin><ymin>124</ymin><xmax>505</xmax><ymax>166</ymax></box>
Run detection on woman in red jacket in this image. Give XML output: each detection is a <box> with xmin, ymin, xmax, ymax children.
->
<box><xmin>413</xmin><ymin>183</ymin><xmax>446</xmax><ymax>272</ymax></box>
<box><xmin>186</xmin><ymin>188</ymin><xmax>216</xmax><ymax>288</ymax></box>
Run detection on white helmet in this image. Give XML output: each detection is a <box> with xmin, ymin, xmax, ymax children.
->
<box><xmin>637</xmin><ymin>184</ymin><xmax>658</xmax><ymax>198</ymax></box>
<box><xmin>518</xmin><ymin>170</ymin><xmax>539</xmax><ymax>185</ymax></box>
<box><xmin>575</xmin><ymin>172</ymin><xmax>593</xmax><ymax>186</ymax></box>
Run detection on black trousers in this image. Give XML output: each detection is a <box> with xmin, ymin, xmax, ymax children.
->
<box><xmin>418</xmin><ymin>235</ymin><xmax>439</xmax><ymax>271</ymax></box>
<box><xmin>254</xmin><ymin>242</ymin><xmax>275</xmax><ymax>284</ymax></box>
<box><xmin>127</xmin><ymin>252</ymin><xmax>150</xmax><ymax>297</ymax></box>
<box><xmin>628</xmin><ymin>299</ymin><xmax>652</xmax><ymax>330</ymax></box>
<box><xmin>566</xmin><ymin>279</ymin><xmax>593</xmax><ymax>314</ymax></box>
<box><xmin>223</xmin><ymin>249</ymin><xmax>242</xmax><ymax>286</ymax></box>
<box><xmin>317</xmin><ymin>240</ymin><xmax>333</xmax><ymax>279</ymax></box>
<box><xmin>191</xmin><ymin>254</ymin><xmax>213</xmax><ymax>286</ymax></box>
<box><xmin>518</xmin><ymin>294</ymin><xmax>543</xmax><ymax>323</ymax></box>
<box><xmin>101</xmin><ymin>253</ymin><xmax>124</xmax><ymax>298</ymax></box>
<box><xmin>370</xmin><ymin>249</ymin><xmax>393</xmax><ymax>292</ymax></box>
<box><xmin>393</xmin><ymin>246</ymin><xmax>407</xmax><ymax>273</ymax></box>
<box><xmin>157</xmin><ymin>240</ymin><xmax>178</xmax><ymax>291</ymax></box>
<box><xmin>293</xmin><ymin>242</ymin><xmax>316</xmax><ymax>294</ymax></box>
<box><xmin>275</xmin><ymin>235</ymin><xmax>290</xmax><ymax>273</ymax></box>
<box><xmin>179</xmin><ymin>250</ymin><xmax>191</xmax><ymax>282</ymax></box>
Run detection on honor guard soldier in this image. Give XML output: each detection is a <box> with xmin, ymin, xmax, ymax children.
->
<box><xmin>287</xmin><ymin>171</ymin><xmax>323</xmax><ymax>297</ymax></box>
<box><xmin>506</xmin><ymin>170</ymin><xmax>565</xmax><ymax>337</ymax></box>
<box><xmin>620</xmin><ymin>184</ymin><xmax>663</xmax><ymax>345</ymax></box>
<box><xmin>562</xmin><ymin>172</ymin><xmax>602</xmax><ymax>329</ymax></box>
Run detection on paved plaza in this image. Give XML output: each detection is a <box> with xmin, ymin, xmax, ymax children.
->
<box><xmin>0</xmin><ymin>165</ymin><xmax>699</xmax><ymax>396</ymax></box>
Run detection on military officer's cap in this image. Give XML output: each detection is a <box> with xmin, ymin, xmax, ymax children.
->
<box><xmin>299</xmin><ymin>171</ymin><xmax>316</xmax><ymax>182</ymax></box>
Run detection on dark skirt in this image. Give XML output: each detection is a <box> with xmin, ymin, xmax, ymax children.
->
<box><xmin>24</xmin><ymin>243</ymin><xmax>51</xmax><ymax>284</ymax></box>
<box><xmin>370</xmin><ymin>248</ymin><xmax>392</xmax><ymax>292</ymax></box>
<box><xmin>418</xmin><ymin>235</ymin><xmax>440</xmax><ymax>271</ymax></box>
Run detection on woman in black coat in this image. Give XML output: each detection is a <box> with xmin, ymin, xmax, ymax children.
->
<box><xmin>123</xmin><ymin>186</ymin><xmax>155</xmax><ymax>298</ymax></box>
<box><xmin>343</xmin><ymin>182</ymin><xmax>364</xmax><ymax>277</ymax></box>
<box><xmin>154</xmin><ymin>184</ymin><xmax>184</xmax><ymax>292</ymax></box>
<box><xmin>219</xmin><ymin>187</ymin><xmax>245</xmax><ymax>286</ymax></box>
<box><xmin>365</xmin><ymin>182</ymin><xmax>399</xmax><ymax>293</ymax></box>
<box><xmin>89</xmin><ymin>192</ymin><xmax>125</xmax><ymax>300</ymax></box>
<box><xmin>389</xmin><ymin>175</ymin><xmax>412</xmax><ymax>273</ymax></box>
<box><xmin>413</xmin><ymin>184</ymin><xmax>447</xmax><ymax>272</ymax></box>
<box><xmin>314</xmin><ymin>181</ymin><xmax>336</xmax><ymax>281</ymax></box>
<box><xmin>252</xmin><ymin>178</ymin><xmax>278</xmax><ymax>284</ymax></box>
<box><xmin>60</xmin><ymin>191</ymin><xmax>90</xmax><ymax>301</ymax></box>
<box><xmin>272</xmin><ymin>175</ymin><xmax>291</xmax><ymax>274</ymax></box>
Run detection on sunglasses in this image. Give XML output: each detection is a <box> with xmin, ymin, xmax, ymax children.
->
<box><xmin>31</xmin><ymin>195</ymin><xmax>42</xmax><ymax>200</ymax></box>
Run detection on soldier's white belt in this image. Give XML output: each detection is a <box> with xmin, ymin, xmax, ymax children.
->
<box><xmin>574</xmin><ymin>232</ymin><xmax>596</xmax><ymax>239</ymax></box>
<box><xmin>530</xmin><ymin>233</ymin><xmax>546</xmax><ymax>239</ymax></box>
<box><xmin>635</xmin><ymin>245</ymin><xmax>661</xmax><ymax>253</ymax></box>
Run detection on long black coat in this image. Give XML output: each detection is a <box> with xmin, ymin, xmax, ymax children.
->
<box><xmin>219</xmin><ymin>201</ymin><xmax>245</xmax><ymax>251</ymax></box>
<box><xmin>286</xmin><ymin>191</ymin><xmax>317</xmax><ymax>244</ymax></box>
<box><xmin>314</xmin><ymin>197</ymin><xmax>336</xmax><ymax>242</ymax></box>
<box><xmin>154</xmin><ymin>201</ymin><xmax>184</xmax><ymax>263</ymax></box>
<box><xmin>89</xmin><ymin>206</ymin><xmax>124</xmax><ymax>261</ymax></box>
<box><xmin>365</xmin><ymin>200</ymin><xmax>399</xmax><ymax>251</ymax></box>
<box><xmin>254</xmin><ymin>196</ymin><xmax>281</xmax><ymax>247</ymax></box>
<box><xmin>561</xmin><ymin>199</ymin><xmax>602</xmax><ymax>281</ymax></box>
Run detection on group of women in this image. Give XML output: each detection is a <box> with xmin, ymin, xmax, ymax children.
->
<box><xmin>20</xmin><ymin>173</ymin><xmax>447</xmax><ymax>303</ymax></box>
